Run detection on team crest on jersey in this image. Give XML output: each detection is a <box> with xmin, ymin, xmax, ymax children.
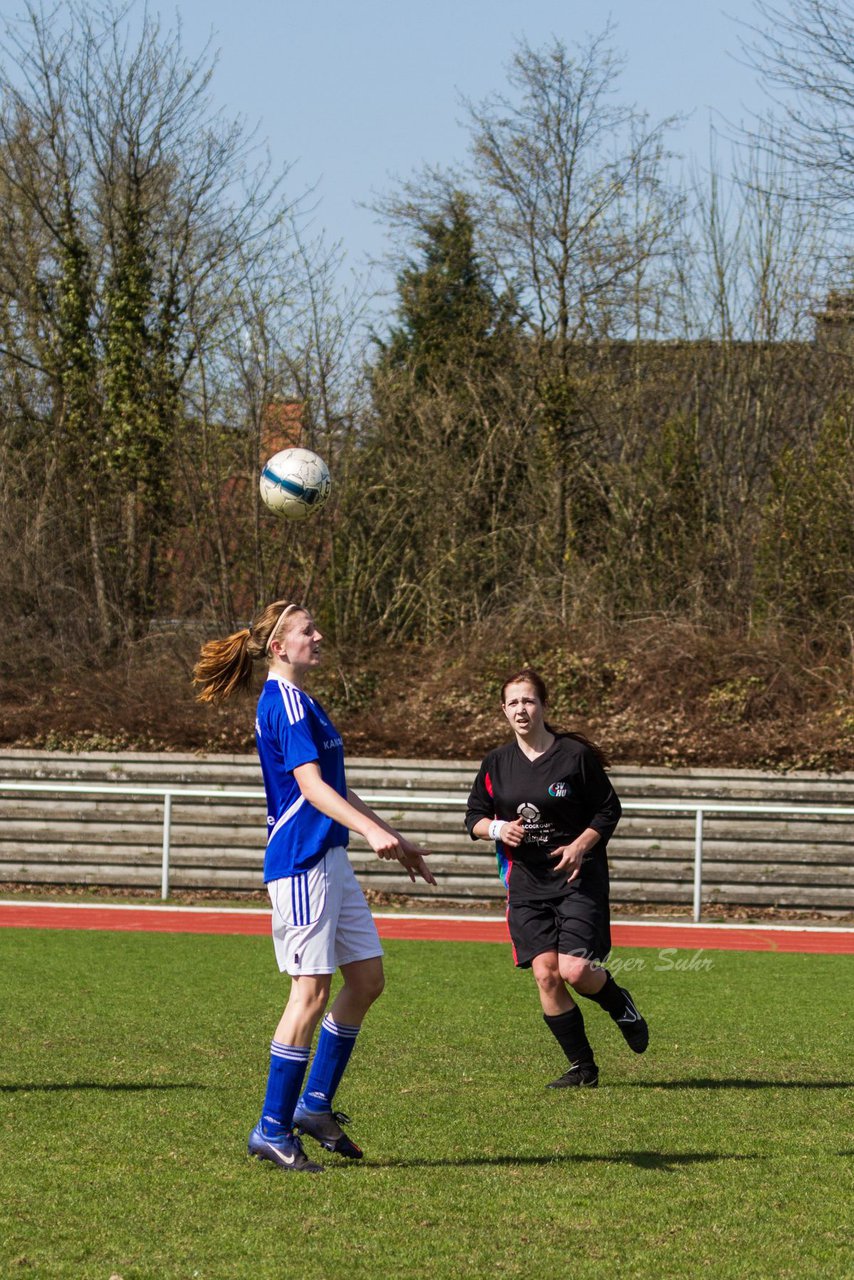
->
<box><xmin>517</xmin><ymin>801</ymin><xmax>540</xmax><ymax>822</ymax></box>
<box><xmin>548</xmin><ymin>779</ymin><xmax>569</xmax><ymax>798</ymax></box>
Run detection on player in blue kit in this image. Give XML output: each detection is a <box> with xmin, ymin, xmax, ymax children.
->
<box><xmin>466</xmin><ymin>669</ymin><xmax>648</xmax><ymax>1089</ymax></box>
<box><xmin>195</xmin><ymin>600</ymin><xmax>435</xmax><ymax>1173</ymax></box>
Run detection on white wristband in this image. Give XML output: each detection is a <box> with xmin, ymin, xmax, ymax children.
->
<box><xmin>488</xmin><ymin>819</ymin><xmax>506</xmax><ymax>841</ymax></box>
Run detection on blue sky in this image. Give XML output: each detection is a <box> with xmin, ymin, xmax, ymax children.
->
<box><xmin>173</xmin><ymin>0</ymin><xmax>767</xmax><ymax>288</ymax></box>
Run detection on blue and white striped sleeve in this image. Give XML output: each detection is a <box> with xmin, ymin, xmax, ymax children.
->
<box><xmin>275</xmin><ymin>686</ymin><xmax>320</xmax><ymax>773</ymax></box>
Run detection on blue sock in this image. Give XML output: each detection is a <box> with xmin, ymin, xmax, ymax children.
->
<box><xmin>301</xmin><ymin>1015</ymin><xmax>360</xmax><ymax>1113</ymax></box>
<box><xmin>260</xmin><ymin>1041</ymin><xmax>310</xmax><ymax>1140</ymax></box>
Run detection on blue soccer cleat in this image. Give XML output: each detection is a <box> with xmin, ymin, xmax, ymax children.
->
<box><xmin>247</xmin><ymin>1123</ymin><xmax>324</xmax><ymax>1173</ymax></box>
<box><xmin>293</xmin><ymin>1101</ymin><xmax>364</xmax><ymax>1159</ymax></box>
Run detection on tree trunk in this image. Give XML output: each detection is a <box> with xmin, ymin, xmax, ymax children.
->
<box><xmin>88</xmin><ymin>506</ymin><xmax>112</xmax><ymax>647</ymax></box>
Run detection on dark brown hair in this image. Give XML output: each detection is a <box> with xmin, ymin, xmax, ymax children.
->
<box><xmin>193</xmin><ymin>601</ymin><xmax>305</xmax><ymax>704</ymax></box>
<box><xmin>500</xmin><ymin>667</ymin><xmax>611</xmax><ymax>768</ymax></box>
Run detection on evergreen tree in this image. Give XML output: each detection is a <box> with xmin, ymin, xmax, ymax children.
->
<box><xmin>332</xmin><ymin>192</ymin><xmax>532</xmax><ymax>641</ymax></box>
<box><xmin>377</xmin><ymin>191</ymin><xmax>514</xmax><ymax>384</ymax></box>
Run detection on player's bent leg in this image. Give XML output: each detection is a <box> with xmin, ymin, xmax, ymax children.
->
<box><xmin>294</xmin><ymin>958</ymin><xmax>382</xmax><ymax>1161</ymax></box>
<box><xmin>294</xmin><ymin>1003</ymin><xmax>366</xmax><ymax>1160</ymax></box>
<box><xmin>610</xmin><ymin>985</ymin><xmax>649</xmax><ymax>1053</ymax></box>
<box><xmin>558</xmin><ymin>953</ymin><xmax>606</xmax><ymax>995</ymax></box>
<box><xmin>333</xmin><ymin>956</ymin><xmax>385</xmax><ymax>1024</ymax></box>
<box><xmin>579</xmin><ymin>969</ymin><xmax>650</xmax><ymax>1054</ymax></box>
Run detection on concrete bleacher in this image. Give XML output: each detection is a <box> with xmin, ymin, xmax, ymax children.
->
<box><xmin>1</xmin><ymin>750</ymin><xmax>852</xmax><ymax>910</ymax></box>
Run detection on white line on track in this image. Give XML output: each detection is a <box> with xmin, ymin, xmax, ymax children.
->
<box><xmin>0</xmin><ymin>899</ymin><xmax>269</xmax><ymax>916</ymax></box>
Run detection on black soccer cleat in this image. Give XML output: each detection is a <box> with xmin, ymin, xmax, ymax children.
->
<box><xmin>546</xmin><ymin>1062</ymin><xmax>599</xmax><ymax>1089</ymax></box>
<box><xmin>614</xmin><ymin>987</ymin><xmax>649</xmax><ymax>1054</ymax></box>
<box><xmin>292</xmin><ymin>1102</ymin><xmax>364</xmax><ymax>1159</ymax></box>
<box><xmin>247</xmin><ymin>1123</ymin><xmax>324</xmax><ymax>1172</ymax></box>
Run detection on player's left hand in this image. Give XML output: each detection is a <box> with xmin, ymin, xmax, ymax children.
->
<box><xmin>397</xmin><ymin>838</ymin><xmax>437</xmax><ymax>886</ymax></box>
<box><xmin>551</xmin><ymin>842</ymin><xmax>584</xmax><ymax>883</ymax></box>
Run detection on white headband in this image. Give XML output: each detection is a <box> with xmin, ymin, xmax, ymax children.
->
<box><xmin>265</xmin><ymin>604</ymin><xmax>301</xmax><ymax>655</ymax></box>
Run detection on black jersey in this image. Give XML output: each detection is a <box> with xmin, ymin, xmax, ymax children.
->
<box><xmin>465</xmin><ymin>735</ymin><xmax>622</xmax><ymax>903</ymax></box>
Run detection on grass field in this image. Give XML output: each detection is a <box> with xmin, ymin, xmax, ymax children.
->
<box><xmin>1</xmin><ymin>930</ymin><xmax>852</xmax><ymax>1279</ymax></box>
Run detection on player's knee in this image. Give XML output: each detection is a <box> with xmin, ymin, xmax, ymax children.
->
<box><xmin>560</xmin><ymin>956</ymin><xmax>593</xmax><ymax>989</ymax></box>
<box><xmin>366</xmin><ymin>968</ymin><xmax>385</xmax><ymax>1004</ymax></box>
<box><xmin>291</xmin><ymin>978</ymin><xmax>331</xmax><ymax>1018</ymax></box>
<box><xmin>533</xmin><ymin>963</ymin><xmax>563</xmax><ymax>997</ymax></box>
<box><xmin>356</xmin><ymin>966</ymin><xmax>385</xmax><ymax>1006</ymax></box>
<box><xmin>342</xmin><ymin>961</ymin><xmax>385</xmax><ymax>1008</ymax></box>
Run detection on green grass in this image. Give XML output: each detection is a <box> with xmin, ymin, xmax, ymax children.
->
<box><xmin>1</xmin><ymin>931</ymin><xmax>852</xmax><ymax>1279</ymax></box>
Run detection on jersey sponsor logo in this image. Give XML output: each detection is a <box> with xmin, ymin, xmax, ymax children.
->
<box><xmin>548</xmin><ymin>779</ymin><xmax>569</xmax><ymax>797</ymax></box>
<box><xmin>323</xmin><ymin>735</ymin><xmax>343</xmax><ymax>750</ymax></box>
<box><xmin>517</xmin><ymin>802</ymin><xmax>540</xmax><ymax>822</ymax></box>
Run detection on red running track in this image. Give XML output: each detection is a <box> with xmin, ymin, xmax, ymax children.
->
<box><xmin>0</xmin><ymin>902</ymin><xmax>852</xmax><ymax>954</ymax></box>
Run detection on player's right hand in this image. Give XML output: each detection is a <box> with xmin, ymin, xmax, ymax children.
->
<box><xmin>500</xmin><ymin>818</ymin><xmax>525</xmax><ymax>848</ymax></box>
<box><xmin>365</xmin><ymin>824</ymin><xmax>402</xmax><ymax>860</ymax></box>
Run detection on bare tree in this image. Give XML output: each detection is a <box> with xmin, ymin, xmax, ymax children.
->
<box><xmin>0</xmin><ymin>1</ymin><xmax>297</xmax><ymax>647</ymax></box>
<box><xmin>743</xmin><ymin>0</ymin><xmax>854</xmax><ymax>223</ymax></box>
<box><xmin>465</xmin><ymin>31</ymin><xmax>680</xmax><ymax>347</ymax></box>
<box><xmin>460</xmin><ymin>32</ymin><xmax>683</xmax><ymax>616</ymax></box>
<box><xmin>373</xmin><ymin>31</ymin><xmax>686</xmax><ymax>626</ymax></box>
<box><xmin>177</xmin><ymin>222</ymin><xmax>370</xmax><ymax>629</ymax></box>
<box><xmin>587</xmin><ymin>137</ymin><xmax>833</xmax><ymax>623</ymax></box>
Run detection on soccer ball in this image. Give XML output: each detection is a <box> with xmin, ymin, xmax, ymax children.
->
<box><xmin>259</xmin><ymin>448</ymin><xmax>331</xmax><ymax>521</ymax></box>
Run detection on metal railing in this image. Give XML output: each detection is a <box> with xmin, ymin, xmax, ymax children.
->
<box><xmin>1</xmin><ymin>780</ymin><xmax>853</xmax><ymax>920</ymax></box>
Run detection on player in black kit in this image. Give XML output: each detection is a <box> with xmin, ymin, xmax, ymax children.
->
<box><xmin>465</xmin><ymin>668</ymin><xmax>648</xmax><ymax>1087</ymax></box>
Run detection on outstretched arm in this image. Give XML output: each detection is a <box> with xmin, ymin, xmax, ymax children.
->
<box><xmin>347</xmin><ymin>786</ymin><xmax>437</xmax><ymax>885</ymax></box>
<box><xmin>291</xmin><ymin>763</ymin><xmax>436</xmax><ymax>884</ymax></box>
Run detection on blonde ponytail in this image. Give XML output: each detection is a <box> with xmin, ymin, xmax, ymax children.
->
<box><xmin>193</xmin><ymin>600</ymin><xmax>303</xmax><ymax>704</ymax></box>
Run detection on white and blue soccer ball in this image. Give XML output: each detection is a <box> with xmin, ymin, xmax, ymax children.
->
<box><xmin>259</xmin><ymin>448</ymin><xmax>331</xmax><ymax>521</ymax></box>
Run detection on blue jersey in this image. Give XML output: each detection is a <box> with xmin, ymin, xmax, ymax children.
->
<box><xmin>255</xmin><ymin>677</ymin><xmax>348</xmax><ymax>881</ymax></box>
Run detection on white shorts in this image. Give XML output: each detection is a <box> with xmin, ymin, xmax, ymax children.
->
<box><xmin>267</xmin><ymin>845</ymin><xmax>383</xmax><ymax>976</ymax></box>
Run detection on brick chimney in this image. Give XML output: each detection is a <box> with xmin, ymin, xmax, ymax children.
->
<box><xmin>261</xmin><ymin>400</ymin><xmax>304</xmax><ymax>461</ymax></box>
<box><xmin>814</xmin><ymin>291</ymin><xmax>854</xmax><ymax>353</ymax></box>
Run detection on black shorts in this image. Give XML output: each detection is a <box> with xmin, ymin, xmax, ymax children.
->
<box><xmin>507</xmin><ymin>892</ymin><xmax>611</xmax><ymax>968</ymax></box>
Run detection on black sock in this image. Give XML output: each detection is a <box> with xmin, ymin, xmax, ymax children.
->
<box><xmin>543</xmin><ymin>1006</ymin><xmax>595</xmax><ymax>1068</ymax></box>
<box><xmin>583</xmin><ymin>972</ymin><xmax>629</xmax><ymax>1019</ymax></box>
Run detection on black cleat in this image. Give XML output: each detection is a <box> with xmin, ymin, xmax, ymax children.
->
<box><xmin>293</xmin><ymin>1102</ymin><xmax>364</xmax><ymax>1159</ymax></box>
<box><xmin>614</xmin><ymin>988</ymin><xmax>649</xmax><ymax>1053</ymax></box>
<box><xmin>247</xmin><ymin>1123</ymin><xmax>324</xmax><ymax>1172</ymax></box>
<box><xmin>547</xmin><ymin>1063</ymin><xmax>599</xmax><ymax>1089</ymax></box>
